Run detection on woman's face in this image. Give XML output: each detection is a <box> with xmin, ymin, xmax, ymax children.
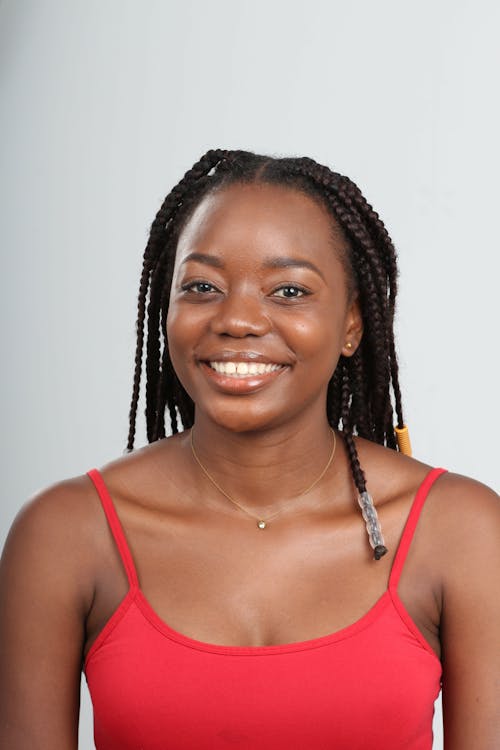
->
<box><xmin>166</xmin><ymin>182</ymin><xmax>362</xmax><ymax>433</ymax></box>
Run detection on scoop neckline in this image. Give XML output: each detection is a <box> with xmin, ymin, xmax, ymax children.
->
<box><xmin>133</xmin><ymin>587</ymin><xmax>393</xmax><ymax>655</ymax></box>
<box><xmin>85</xmin><ymin>466</ymin><xmax>446</xmax><ymax>662</ymax></box>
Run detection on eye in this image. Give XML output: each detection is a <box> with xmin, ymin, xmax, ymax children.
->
<box><xmin>272</xmin><ymin>284</ymin><xmax>309</xmax><ymax>299</ymax></box>
<box><xmin>181</xmin><ymin>281</ymin><xmax>220</xmax><ymax>294</ymax></box>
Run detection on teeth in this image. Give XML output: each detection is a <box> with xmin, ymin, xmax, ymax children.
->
<box><xmin>209</xmin><ymin>361</ymin><xmax>283</xmax><ymax>377</ymax></box>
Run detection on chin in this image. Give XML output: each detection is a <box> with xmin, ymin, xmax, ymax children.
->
<box><xmin>196</xmin><ymin>403</ymin><xmax>285</xmax><ymax>435</ymax></box>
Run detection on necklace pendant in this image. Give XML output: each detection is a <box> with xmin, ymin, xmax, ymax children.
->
<box><xmin>257</xmin><ymin>520</ymin><xmax>266</xmax><ymax>529</ymax></box>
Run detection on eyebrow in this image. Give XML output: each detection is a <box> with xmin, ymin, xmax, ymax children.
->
<box><xmin>181</xmin><ymin>252</ymin><xmax>325</xmax><ymax>280</ymax></box>
<box><xmin>262</xmin><ymin>256</ymin><xmax>325</xmax><ymax>281</ymax></box>
<box><xmin>181</xmin><ymin>252</ymin><xmax>224</xmax><ymax>269</ymax></box>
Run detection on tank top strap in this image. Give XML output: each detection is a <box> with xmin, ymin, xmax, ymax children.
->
<box><xmin>87</xmin><ymin>468</ymin><xmax>139</xmax><ymax>589</ymax></box>
<box><xmin>388</xmin><ymin>467</ymin><xmax>447</xmax><ymax>590</ymax></box>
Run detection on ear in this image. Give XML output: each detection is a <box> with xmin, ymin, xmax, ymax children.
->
<box><xmin>341</xmin><ymin>296</ymin><xmax>363</xmax><ymax>358</ymax></box>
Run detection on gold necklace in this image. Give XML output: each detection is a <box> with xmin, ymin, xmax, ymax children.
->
<box><xmin>190</xmin><ymin>427</ymin><xmax>337</xmax><ymax>529</ymax></box>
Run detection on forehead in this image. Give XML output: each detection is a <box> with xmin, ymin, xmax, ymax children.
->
<box><xmin>176</xmin><ymin>183</ymin><xmax>346</xmax><ymax>264</ymax></box>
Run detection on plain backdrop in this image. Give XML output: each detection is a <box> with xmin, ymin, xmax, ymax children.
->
<box><xmin>1</xmin><ymin>1</ymin><xmax>499</xmax><ymax>748</ymax></box>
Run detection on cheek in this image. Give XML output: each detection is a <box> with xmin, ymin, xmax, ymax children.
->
<box><xmin>165</xmin><ymin>304</ymin><xmax>197</xmax><ymax>381</ymax></box>
<box><xmin>285</xmin><ymin>309</ymin><xmax>344</xmax><ymax>369</ymax></box>
<box><xmin>167</xmin><ymin>300</ymin><xmax>203</xmax><ymax>344</ymax></box>
<box><xmin>166</xmin><ymin>301</ymin><xmax>181</xmax><ymax>343</ymax></box>
<box><xmin>165</xmin><ymin>305</ymin><xmax>179</xmax><ymax>356</ymax></box>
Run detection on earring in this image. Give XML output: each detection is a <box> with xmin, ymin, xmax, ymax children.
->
<box><xmin>345</xmin><ymin>342</ymin><xmax>353</xmax><ymax>350</ymax></box>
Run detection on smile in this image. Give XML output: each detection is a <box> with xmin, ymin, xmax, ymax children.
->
<box><xmin>209</xmin><ymin>361</ymin><xmax>284</xmax><ymax>377</ymax></box>
<box><xmin>200</xmin><ymin>360</ymin><xmax>289</xmax><ymax>394</ymax></box>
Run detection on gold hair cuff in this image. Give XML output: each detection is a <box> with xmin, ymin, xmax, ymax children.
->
<box><xmin>395</xmin><ymin>425</ymin><xmax>412</xmax><ymax>456</ymax></box>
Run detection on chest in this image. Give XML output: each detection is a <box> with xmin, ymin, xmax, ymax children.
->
<box><xmin>88</xmin><ymin>506</ymin><xmax>441</xmax><ymax>658</ymax></box>
<box><xmin>86</xmin><ymin>573</ymin><xmax>442</xmax><ymax>750</ymax></box>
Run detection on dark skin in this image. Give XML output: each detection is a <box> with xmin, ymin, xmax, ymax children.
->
<box><xmin>0</xmin><ymin>184</ymin><xmax>499</xmax><ymax>749</ymax></box>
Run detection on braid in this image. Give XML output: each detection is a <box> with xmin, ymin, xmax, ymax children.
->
<box><xmin>126</xmin><ymin>257</ymin><xmax>151</xmax><ymax>452</ymax></box>
<box><xmin>347</xmin><ymin>349</ymin><xmax>373</xmax><ymax>441</ymax></box>
<box><xmin>145</xmin><ymin>249</ymin><xmax>170</xmax><ymax>441</ymax></box>
<box><xmin>341</xmin><ymin>359</ymin><xmax>388</xmax><ymax>560</ymax></box>
<box><xmin>340</xmin><ymin>361</ymin><xmax>367</xmax><ymax>495</ymax></box>
<box><xmin>336</xmin><ymin>178</ymin><xmax>404</xmax><ymax>430</ymax></box>
<box><xmin>127</xmin><ymin>149</ymin><xmax>407</xmax><ymax>559</ymax></box>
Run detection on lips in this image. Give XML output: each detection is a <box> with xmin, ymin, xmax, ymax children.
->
<box><xmin>198</xmin><ymin>355</ymin><xmax>289</xmax><ymax>394</ymax></box>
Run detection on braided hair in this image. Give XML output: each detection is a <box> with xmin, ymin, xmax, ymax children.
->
<box><xmin>127</xmin><ymin>149</ymin><xmax>406</xmax><ymax>559</ymax></box>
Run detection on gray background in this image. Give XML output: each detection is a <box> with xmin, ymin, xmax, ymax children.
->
<box><xmin>1</xmin><ymin>1</ymin><xmax>499</xmax><ymax>747</ymax></box>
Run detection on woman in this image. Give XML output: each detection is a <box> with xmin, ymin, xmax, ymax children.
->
<box><xmin>0</xmin><ymin>150</ymin><xmax>498</xmax><ymax>749</ymax></box>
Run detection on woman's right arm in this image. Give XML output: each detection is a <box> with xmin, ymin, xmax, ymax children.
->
<box><xmin>0</xmin><ymin>479</ymin><xmax>96</xmax><ymax>749</ymax></box>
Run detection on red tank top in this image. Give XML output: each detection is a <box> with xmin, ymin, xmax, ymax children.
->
<box><xmin>84</xmin><ymin>466</ymin><xmax>445</xmax><ymax>750</ymax></box>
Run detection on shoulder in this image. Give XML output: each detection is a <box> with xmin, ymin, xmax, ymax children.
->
<box><xmin>4</xmin><ymin>433</ymin><xmax>190</xmax><ymax>553</ymax></box>
<box><xmin>352</xmin><ymin>435</ymin><xmax>499</xmax><ymax>566</ymax></box>
<box><xmin>1</xmin><ymin>472</ymin><xmax>108</xmax><ymax>607</ymax></box>
<box><xmin>398</xmin><ymin>466</ymin><xmax>500</xmax><ymax>552</ymax></box>
<box><xmin>0</xmin><ymin>436</ymin><xmax>181</xmax><ymax>609</ymax></box>
<box><xmin>92</xmin><ymin>432</ymin><xmax>194</xmax><ymax>512</ymax></box>
<box><xmin>352</xmin><ymin>434</ymin><xmax>434</xmax><ymax>504</ymax></box>
<box><xmin>424</xmin><ymin>469</ymin><xmax>498</xmax><ymax>515</ymax></box>
<box><xmin>420</xmin><ymin>471</ymin><xmax>499</xmax><ymax>582</ymax></box>
<box><xmin>3</xmin><ymin>433</ymin><xmax>181</xmax><ymax>551</ymax></box>
<box><xmin>354</xmin><ymin>434</ymin><xmax>497</xmax><ymax>516</ymax></box>
<box><xmin>5</xmin><ymin>471</ymin><xmax>104</xmax><ymax>552</ymax></box>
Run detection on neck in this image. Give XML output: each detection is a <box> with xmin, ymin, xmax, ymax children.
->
<box><xmin>187</xmin><ymin>414</ymin><xmax>344</xmax><ymax>515</ymax></box>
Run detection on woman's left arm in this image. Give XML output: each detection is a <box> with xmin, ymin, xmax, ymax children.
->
<box><xmin>438</xmin><ymin>475</ymin><xmax>500</xmax><ymax>749</ymax></box>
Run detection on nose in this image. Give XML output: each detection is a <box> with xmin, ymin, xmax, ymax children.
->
<box><xmin>210</xmin><ymin>290</ymin><xmax>272</xmax><ymax>338</ymax></box>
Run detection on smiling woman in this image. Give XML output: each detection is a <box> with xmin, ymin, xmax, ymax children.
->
<box><xmin>0</xmin><ymin>150</ymin><xmax>499</xmax><ymax>750</ymax></box>
<box><xmin>166</xmin><ymin>182</ymin><xmax>361</xmax><ymax>451</ymax></box>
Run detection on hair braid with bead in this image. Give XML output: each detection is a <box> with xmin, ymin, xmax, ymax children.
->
<box><xmin>127</xmin><ymin>149</ymin><xmax>406</xmax><ymax>559</ymax></box>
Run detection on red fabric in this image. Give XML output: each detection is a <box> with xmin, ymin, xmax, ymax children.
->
<box><xmin>85</xmin><ymin>466</ymin><xmax>446</xmax><ymax>750</ymax></box>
